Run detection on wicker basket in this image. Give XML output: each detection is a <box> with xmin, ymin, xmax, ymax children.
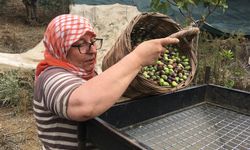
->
<box><xmin>102</xmin><ymin>12</ymin><xmax>199</xmax><ymax>98</ymax></box>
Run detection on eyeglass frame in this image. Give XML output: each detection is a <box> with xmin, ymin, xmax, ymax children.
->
<box><xmin>71</xmin><ymin>38</ymin><xmax>103</xmax><ymax>54</ymax></box>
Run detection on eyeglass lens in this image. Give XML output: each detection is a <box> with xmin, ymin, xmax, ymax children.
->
<box><xmin>72</xmin><ymin>38</ymin><xmax>103</xmax><ymax>54</ymax></box>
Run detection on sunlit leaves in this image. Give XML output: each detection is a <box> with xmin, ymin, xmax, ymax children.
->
<box><xmin>150</xmin><ymin>0</ymin><xmax>228</xmax><ymax>26</ymax></box>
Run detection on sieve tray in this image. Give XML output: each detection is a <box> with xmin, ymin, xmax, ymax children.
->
<box><xmin>80</xmin><ymin>84</ymin><xmax>250</xmax><ymax>150</ymax></box>
<box><xmin>121</xmin><ymin>103</ymin><xmax>250</xmax><ymax>150</ymax></box>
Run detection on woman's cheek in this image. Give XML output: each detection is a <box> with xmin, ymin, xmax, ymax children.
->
<box><xmin>82</xmin><ymin>60</ymin><xmax>96</xmax><ymax>69</ymax></box>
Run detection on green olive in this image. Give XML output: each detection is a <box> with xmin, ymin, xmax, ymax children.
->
<box><xmin>162</xmin><ymin>81</ymin><xmax>170</xmax><ymax>86</ymax></box>
<box><xmin>171</xmin><ymin>81</ymin><xmax>178</xmax><ymax>87</ymax></box>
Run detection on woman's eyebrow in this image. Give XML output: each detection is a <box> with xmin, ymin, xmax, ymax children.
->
<box><xmin>73</xmin><ymin>40</ymin><xmax>88</xmax><ymax>45</ymax></box>
<box><xmin>74</xmin><ymin>36</ymin><xmax>95</xmax><ymax>45</ymax></box>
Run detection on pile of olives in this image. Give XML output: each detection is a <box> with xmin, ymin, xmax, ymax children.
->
<box><xmin>141</xmin><ymin>46</ymin><xmax>191</xmax><ymax>87</ymax></box>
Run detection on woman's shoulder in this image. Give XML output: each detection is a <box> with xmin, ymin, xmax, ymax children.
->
<box><xmin>35</xmin><ymin>66</ymin><xmax>85</xmax><ymax>89</ymax></box>
<box><xmin>41</xmin><ymin>66</ymin><xmax>73</xmax><ymax>77</ymax></box>
<box><xmin>44</xmin><ymin>66</ymin><xmax>69</xmax><ymax>73</ymax></box>
<box><xmin>37</xmin><ymin>66</ymin><xmax>78</xmax><ymax>83</ymax></box>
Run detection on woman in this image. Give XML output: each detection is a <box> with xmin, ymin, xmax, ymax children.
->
<box><xmin>33</xmin><ymin>14</ymin><xmax>179</xmax><ymax>149</ymax></box>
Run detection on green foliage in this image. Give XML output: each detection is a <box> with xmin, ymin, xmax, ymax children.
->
<box><xmin>0</xmin><ymin>69</ymin><xmax>34</xmax><ymax>112</ymax></box>
<box><xmin>174</xmin><ymin>0</ymin><xmax>228</xmax><ymax>11</ymax></box>
<box><xmin>150</xmin><ymin>0</ymin><xmax>228</xmax><ymax>26</ymax></box>
<box><xmin>194</xmin><ymin>32</ymin><xmax>249</xmax><ymax>90</ymax></box>
<box><xmin>224</xmin><ymin>79</ymin><xmax>235</xmax><ymax>88</ymax></box>
<box><xmin>150</xmin><ymin>0</ymin><xmax>170</xmax><ymax>14</ymax></box>
<box><xmin>219</xmin><ymin>49</ymin><xmax>234</xmax><ymax>61</ymax></box>
<box><xmin>39</xmin><ymin>0</ymin><xmax>74</xmax><ymax>15</ymax></box>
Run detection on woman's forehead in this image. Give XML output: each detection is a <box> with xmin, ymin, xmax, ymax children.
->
<box><xmin>80</xmin><ymin>32</ymin><xmax>95</xmax><ymax>40</ymax></box>
<box><xmin>74</xmin><ymin>35</ymin><xmax>95</xmax><ymax>45</ymax></box>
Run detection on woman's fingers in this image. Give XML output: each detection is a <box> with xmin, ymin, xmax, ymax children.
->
<box><xmin>160</xmin><ymin>27</ymin><xmax>200</xmax><ymax>46</ymax></box>
<box><xmin>160</xmin><ymin>37</ymin><xmax>179</xmax><ymax>46</ymax></box>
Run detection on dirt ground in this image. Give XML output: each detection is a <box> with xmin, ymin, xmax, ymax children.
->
<box><xmin>0</xmin><ymin>1</ymin><xmax>60</xmax><ymax>149</ymax></box>
<box><xmin>0</xmin><ymin>0</ymin><xmax>54</xmax><ymax>54</ymax></box>
<box><xmin>0</xmin><ymin>108</ymin><xmax>41</xmax><ymax>150</ymax></box>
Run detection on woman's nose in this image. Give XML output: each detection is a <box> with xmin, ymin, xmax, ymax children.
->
<box><xmin>89</xmin><ymin>44</ymin><xmax>97</xmax><ymax>53</ymax></box>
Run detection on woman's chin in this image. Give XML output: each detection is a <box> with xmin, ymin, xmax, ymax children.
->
<box><xmin>81</xmin><ymin>61</ymin><xmax>95</xmax><ymax>70</ymax></box>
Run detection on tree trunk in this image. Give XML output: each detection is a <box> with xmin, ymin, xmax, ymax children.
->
<box><xmin>22</xmin><ymin>0</ymin><xmax>38</xmax><ymax>24</ymax></box>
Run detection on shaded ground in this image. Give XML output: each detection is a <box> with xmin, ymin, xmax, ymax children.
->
<box><xmin>0</xmin><ymin>0</ymin><xmax>51</xmax><ymax>54</ymax></box>
<box><xmin>0</xmin><ymin>107</ymin><xmax>41</xmax><ymax>150</ymax></box>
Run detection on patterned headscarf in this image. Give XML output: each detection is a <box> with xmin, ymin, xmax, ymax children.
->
<box><xmin>35</xmin><ymin>14</ymin><xmax>96</xmax><ymax>80</ymax></box>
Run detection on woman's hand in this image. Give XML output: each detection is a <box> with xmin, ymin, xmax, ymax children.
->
<box><xmin>132</xmin><ymin>37</ymin><xmax>179</xmax><ymax>67</ymax></box>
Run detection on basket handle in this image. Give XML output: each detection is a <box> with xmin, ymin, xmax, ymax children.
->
<box><xmin>168</xmin><ymin>27</ymin><xmax>200</xmax><ymax>43</ymax></box>
<box><xmin>169</xmin><ymin>27</ymin><xmax>200</xmax><ymax>57</ymax></box>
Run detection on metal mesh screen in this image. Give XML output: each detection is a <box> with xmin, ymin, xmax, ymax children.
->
<box><xmin>121</xmin><ymin>104</ymin><xmax>250</xmax><ymax>150</ymax></box>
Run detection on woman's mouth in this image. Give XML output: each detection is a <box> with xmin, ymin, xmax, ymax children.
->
<box><xmin>85</xmin><ymin>58</ymin><xmax>95</xmax><ymax>62</ymax></box>
<box><xmin>83</xmin><ymin>58</ymin><xmax>96</xmax><ymax>65</ymax></box>
<box><xmin>82</xmin><ymin>59</ymin><xmax>96</xmax><ymax>70</ymax></box>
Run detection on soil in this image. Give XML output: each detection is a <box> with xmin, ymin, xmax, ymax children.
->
<box><xmin>0</xmin><ymin>108</ymin><xmax>41</xmax><ymax>150</ymax></box>
<box><xmin>0</xmin><ymin>0</ymin><xmax>62</xmax><ymax>54</ymax></box>
<box><xmin>0</xmin><ymin>0</ymin><xmax>65</xmax><ymax>149</ymax></box>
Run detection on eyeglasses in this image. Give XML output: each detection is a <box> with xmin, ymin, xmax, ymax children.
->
<box><xmin>71</xmin><ymin>38</ymin><xmax>103</xmax><ymax>54</ymax></box>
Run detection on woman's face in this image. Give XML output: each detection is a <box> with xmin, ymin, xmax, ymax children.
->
<box><xmin>66</xmin><ymin>33</ymin><xmax>97</xmax><ymax>71</ymax></box>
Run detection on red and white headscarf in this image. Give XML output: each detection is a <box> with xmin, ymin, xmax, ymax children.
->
<box><xmin>35</xmin><ymin>14</ymin><xmax>96</xmax><ymax>80</ymax></box>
